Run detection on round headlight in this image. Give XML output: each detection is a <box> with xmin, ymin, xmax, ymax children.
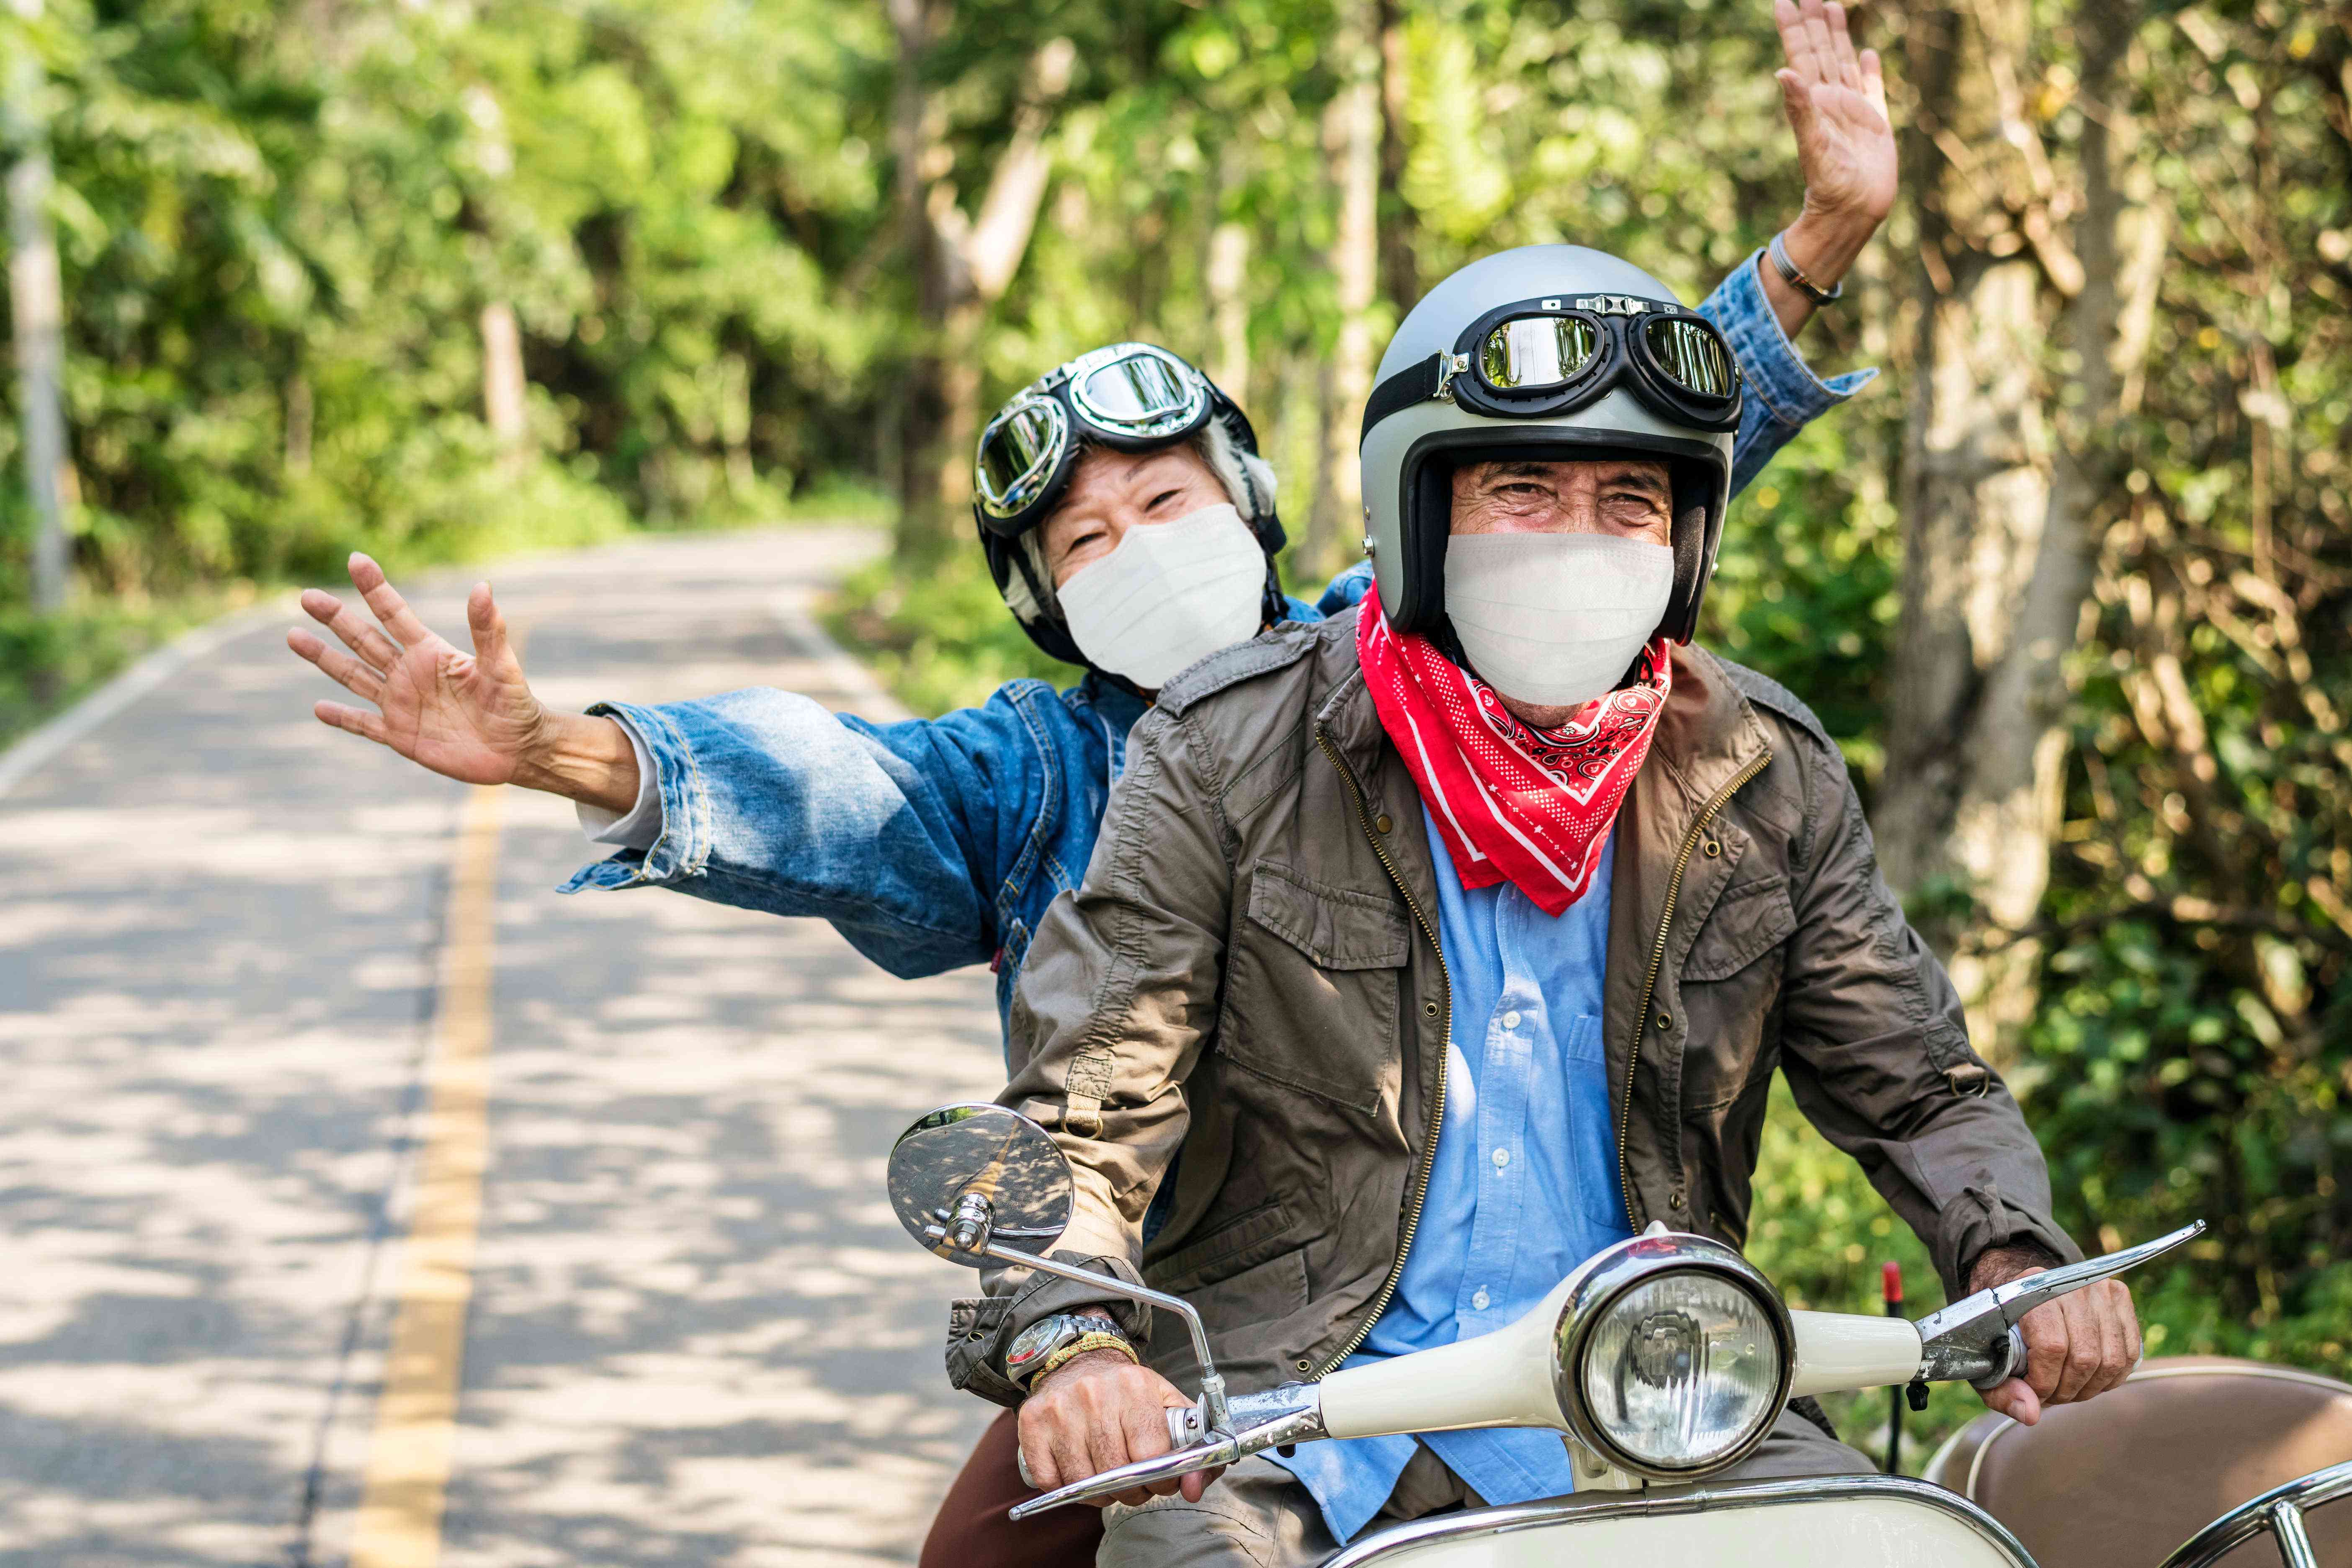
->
<box><xmin>1580</xmin><ymin>1270</ymin><xmax>1782</xmax><ymax>1470</ymax></box>
<box><xmin>1552</xmin><ymin>1235</ymin><xmax>1793</xmax><ymax>1480</ymax></box>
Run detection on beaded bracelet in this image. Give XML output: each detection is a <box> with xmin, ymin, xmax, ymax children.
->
<box><xmin>1034</xmin><ymin>1331</ymin><xmax>1139</xmax><ymax>1383</ymax></box>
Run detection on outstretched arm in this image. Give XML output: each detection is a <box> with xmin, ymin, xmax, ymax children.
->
<box><xmin>287</xmin><ymin>552</ymin><xmax>639</xmax><ymax>811</ymax></box>
<box><xmin>1757</xmin><ymin>0</ymin><xmax>1896</xmax><ymax>338</ymax></box>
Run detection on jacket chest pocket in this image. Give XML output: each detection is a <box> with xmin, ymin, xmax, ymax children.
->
<box><xmin>1219</xmin><ymin>861</ymin><xmax>1410</xmax><ymax>1116</ymax></box>
<box><xmin>1677</xmin><ymin>873</ymin><xmax>1796</xmax><ymax>1115</ymax></box>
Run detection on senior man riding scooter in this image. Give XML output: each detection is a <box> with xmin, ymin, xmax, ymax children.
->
<box><xmin>976</xmin><ymin>239</ymin><xmax>2145</xmax><ymax>1566</ymax></box>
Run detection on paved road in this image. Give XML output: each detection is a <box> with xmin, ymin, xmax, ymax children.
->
<box><xmin>0</xmin><ymin>528</ymin><xmax>1004</xmax><ymax>1566</ymax></box>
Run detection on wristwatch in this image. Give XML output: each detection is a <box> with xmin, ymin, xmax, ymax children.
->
<box><xmin>1005</xmin><ymin>1312</ymin><xmax>1129</xmax><ymax>1387</ymax></box>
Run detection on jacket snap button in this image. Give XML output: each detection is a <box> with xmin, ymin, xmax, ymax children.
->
<box><xmin>1375</xmin><ymin>813</ymin><xmax>1394</xmax><ymax>834</ymax></box>
<box><xmin>1656</xmin><ymin>1012</ymin><xmax>1673</xmax><ymax>1030</ymax></box>
<box><xmin>1295</xmin><ymin>1358</ymin><xmax>1314</xmax><ymax>1373</ymax></box>
<box><xmin>1424</xmin><ymin>1000</ymin><xmax>1440</xmax><ymax>1017</ymax></box>
<box><xmin>1703</xmin><ymin>840</ymin><xmax>1721</xmax><ymax>858</ymax></box>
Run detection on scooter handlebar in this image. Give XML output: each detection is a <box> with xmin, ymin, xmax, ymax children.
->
<box><xmin>1913</xmin><ymin>1220</ymin><xmax>2203</xmax><ymax>1388</ymax></box>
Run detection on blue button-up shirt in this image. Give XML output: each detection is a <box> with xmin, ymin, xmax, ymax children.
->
<box><xmin>1275</xmin><ymin>808</ymin><xmax>1636</xmax><ymax>1543</ymax></box>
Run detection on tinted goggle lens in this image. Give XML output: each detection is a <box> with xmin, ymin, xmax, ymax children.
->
<box><xmin>1644</xmin><ymin>317</ymin><xmax>1736</xmax><ymax>400</ymax></box>
<box><xmin>1480</xmin><ymin>315</ymin><xmax>1600</xmax><ymax>392</ymax></box>
<box><xmin>1074</xmin><ymin>352</ymin><xmax>1195</xmax><ymax>428</ymax></box>
<box><xmin>976</xmin><ymin>402</ymin><xmax>1065</xmax><ymax>513</ymax></box>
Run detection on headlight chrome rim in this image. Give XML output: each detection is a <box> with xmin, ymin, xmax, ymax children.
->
<box><xmin>1551</xmin><ymin>1233</ymin><xmax>1794</xmax><ymax>1481</ymax></box>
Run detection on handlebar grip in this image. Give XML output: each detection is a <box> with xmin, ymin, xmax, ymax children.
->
<box><xmin>1010</xmin><ymin>1405</ymin><xmax>1212</xmax><ymax>1499</ymax></box>
<box><xmin>1967</xmin><ymin>1325</ymin><xmax>2027</xmax><ymax>1393</ymax></box>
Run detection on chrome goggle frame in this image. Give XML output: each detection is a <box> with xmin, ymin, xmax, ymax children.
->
<box><xmin>1435</xmin><ymin>293</ymin><xmax>1743</xmax><ymax>434</ymax></box>
<box><xmin>974</xmin><ymin>343</ymin><xmax>1216</xmax><ymax>536</ymax></box>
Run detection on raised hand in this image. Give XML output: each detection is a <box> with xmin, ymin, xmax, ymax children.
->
<box><xmin>1775</xmin><ymin>0</ymin><xmax>1896</xmax><ymax>235</ymax></box>
<box><xmin>289</xmin><ymin>553</ymin><xmax>557</xmax><ymax>788</ymax></box>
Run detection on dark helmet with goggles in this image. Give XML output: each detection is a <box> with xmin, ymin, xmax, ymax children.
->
<box><xmin>973</xmin><ymin>342</ymin><xmax>1286</xmax><ymax>674</ymax></box>
<box><xmin>1358</xmin><ymin>245</ymin><xmax>1741</xmax><ymax>645</ymax></box>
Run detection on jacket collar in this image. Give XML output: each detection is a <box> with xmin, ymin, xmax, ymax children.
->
<box><xmin>1316</xmin><ymin>634</ymin><xmax>1772</xmax><ymax>836</ymax></box>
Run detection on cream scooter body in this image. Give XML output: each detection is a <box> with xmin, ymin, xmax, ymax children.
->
<box><xmin>883</xmin><ymin>1104</ymin><xmax>2202</xmax><ymax>1568</ymax></box>
<box><xmin>1315</xmin><ymin>1292</ymin><xmax>2025</xmax><ymax>1566</ymax></box>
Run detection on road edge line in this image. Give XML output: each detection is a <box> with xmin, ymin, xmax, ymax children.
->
<box><xmin>0</xmin><ymin>598</ymin><xmax>294</xmax><ymax>801</ymax></box>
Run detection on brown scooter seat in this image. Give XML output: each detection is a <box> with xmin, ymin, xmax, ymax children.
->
<box><xmin>1923</xmin><ymin>1356</ymin><xmax>2352</xmax><ymax>1566</ymax></box>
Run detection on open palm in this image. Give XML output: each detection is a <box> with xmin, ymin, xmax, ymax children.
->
<box><xmin>288</xmin><ymin>553</ymin><xmax>546</xmax><ymax>786</ymax></box>
<box><xmin>1775</xmin><ymin>0</ymin><xmax>1897</xmax><ymax>228</ymax></box>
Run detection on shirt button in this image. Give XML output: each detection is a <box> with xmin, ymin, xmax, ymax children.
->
<box><xmin>1502</xmin><ymin>1010</ymin><xmax>1522</xmax><ymax>1029</ymax></box>
<box><xmin>1471</xmin><ymin>1288</ymin><xmax>1490</xmax><ymax>1311</ymax></box>
<box><xmin>1492</xmin><ymin>1146</ymin><xmax>1511</xmax><ymax>1169</ymax></box>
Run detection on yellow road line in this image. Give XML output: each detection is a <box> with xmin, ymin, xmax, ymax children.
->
<box><xmin>347</xmin><ymin>772</ymin><xmax>507</xmax><ymax>1568</ymax></box>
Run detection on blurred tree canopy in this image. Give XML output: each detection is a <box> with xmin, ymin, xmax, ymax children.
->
<box><xmin>5</xmin><ymin>0</ymin><xmax>2350</xmax><ymax>1458</ymax></box>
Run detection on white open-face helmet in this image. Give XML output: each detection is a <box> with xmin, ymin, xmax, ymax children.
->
<box><xmin>1358</xmin><ymin>245</ymin><xmax>1742</xmax><ymax>644</ymax></box>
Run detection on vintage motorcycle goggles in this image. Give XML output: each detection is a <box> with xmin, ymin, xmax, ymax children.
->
<box><xmin>974</xmin><ymin>343</ymin><xmax>1216</xmax><ymax>537</ymax></box>
<box><xmin>1362</xmin><ymin>293</ymin><xmax>1744</xmax><ymax>438</ymax></box>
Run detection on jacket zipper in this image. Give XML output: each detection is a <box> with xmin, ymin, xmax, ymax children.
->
<box><xmin>1615</xmin><ymin>750</ymin><xmax>1773</xmax><ymax>1228</ymax></box>
<box><xmin>1313</xmin><ymin>726</ymin><xmax>1451</xmax><ymax>1377</ymax></box>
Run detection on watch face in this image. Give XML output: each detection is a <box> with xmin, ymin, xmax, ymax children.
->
<box><xmin>1005</xmin><ymin>1318</ymin><xmax>1065</xmax><ymax>1375</ymax></box>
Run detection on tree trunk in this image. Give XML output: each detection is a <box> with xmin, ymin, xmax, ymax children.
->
<box><xmin>1206</xmin><ymin>216</ymin><xmax>1251</xmax><ymax>394</ymax></box>
<box><xmin>1377</xmin><ymin>0</ymin><xmax>1417</xmax><ymax>315</ymax></box>
<box><xmin>285</xmin><ymin>372</ymin><xmax>313</xmax><ymax>476</ymax></box>
<box><xmin>7</xmin><ymin>19</ymin><xmax>69</xmax><ymax>616</ymax></box>
<box><xmin>1316</xmin><ymin>0</ymin><xmax>1382</xmax><ymax>581</ymax></box>
<box><xmin>887</xmin><ymin>9</ymin><xmax>1074</xmax><ymax>567</ymax></box>
<box><xmin>1876</xmin><ymin>0</ymin><xmax>2154</xmax><ymax>1059</ymax></box>
<box><xmin>1305</xmin><ymin>353</ymin><xmax>1341</xmax><ymax>570</ymax></box>
<box><xmin>480</xmin><ymin>300</ymin><xmax>528</xmax><ymax>452</ymax></box>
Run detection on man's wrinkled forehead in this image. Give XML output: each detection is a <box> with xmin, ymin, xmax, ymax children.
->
<box><xmin>1452</xmin><ymin>457</ymin><xmax>1671</xmax><ymax>494</ymax></box>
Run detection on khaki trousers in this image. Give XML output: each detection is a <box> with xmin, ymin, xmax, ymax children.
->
<box><xmin>1095</xmin><ymin>1408</ymin><xmax>1873</xmax><ymax>1568</ymax></box>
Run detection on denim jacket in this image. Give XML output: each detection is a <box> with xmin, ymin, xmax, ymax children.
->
<box><xmin>559</xmin><ymin>250</ymin><xmax>1873</xmax><ymax>1049</ymax></box>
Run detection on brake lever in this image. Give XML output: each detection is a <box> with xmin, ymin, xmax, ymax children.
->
<box><xmin>1913</xmin><ymin>1220</ymin><xmax>2203</xmax><ymax>1389</ymax></box>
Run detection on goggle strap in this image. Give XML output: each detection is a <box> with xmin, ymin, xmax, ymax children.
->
<box><xmin>1360</xmin><ymin>354</ymin><xmax>1445</xmax><ymax>448</ymax></box>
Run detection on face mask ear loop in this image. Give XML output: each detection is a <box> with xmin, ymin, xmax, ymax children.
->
<box><xmin>1008</xmin><ymin>535</ymin><xmax>1061</xmax><ymax>627</ymax></box>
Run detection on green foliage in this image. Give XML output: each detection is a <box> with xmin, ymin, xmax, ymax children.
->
<box><xmin>0</xmin><ymin>0</ymin><xmax>894</xmax><ymax>603</ymax></box>
<box><xmin>824</xmin><ymin>549</ymin><xmax>1072</xmax><ymax>719</ymax></box>
<box><xmin>0</xmin><ymin>582</ymin><xmax>252</xmax><ymax>743</ymax></box>
<box><xmin>9</xmin><ymin>0</ymin><xmax>2351</xmax><ymax>1424</ymax></box>
<box><xmin>1745</xmin><ymin>1077</ymin><xmax>1985</xmax><ymax>1471</ymax></box>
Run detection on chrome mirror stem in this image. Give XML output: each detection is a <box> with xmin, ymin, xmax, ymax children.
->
<box><xmin>925</xmin><ymin>1193</ymin><xmax>1231</xmax><ymax>1435</ymax></box>
<box><xmin>973</xmin><ymin>1241</ymin><xmax>1232</xmax><ymax>1434</ymax></box>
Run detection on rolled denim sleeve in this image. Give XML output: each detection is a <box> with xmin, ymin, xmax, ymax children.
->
<box><xmin>1314</xmin><ymin>561</ymin><xmax>1376</xmax><ymax>617</ymax></box>
<box><xmin>557</xmin><ymin>687</ymin><xmax>1043</xmax><ymax>980</ymax></box>
<box><xmin>1699</xmin><ymin>251</ymin><xmax>1879</xmax><ymax>497</ymax></box>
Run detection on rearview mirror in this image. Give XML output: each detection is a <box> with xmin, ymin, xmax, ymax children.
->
<box><xmin>884</xmin><ymin>1101</ymin><xmax>1234</xmax><ymax>1436</ymax></box>
<box><xmin>886</xmin><ymin>1102</ymin><xmax>1074</xmax><ymax>1265</ymax></box>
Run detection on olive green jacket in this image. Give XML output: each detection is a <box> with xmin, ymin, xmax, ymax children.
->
<box><xmin>959</xmin><ymin>610</ymin><xmax>2075</xmax><ymax>1401</ymax></box>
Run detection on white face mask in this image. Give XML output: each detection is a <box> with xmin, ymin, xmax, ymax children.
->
<box><xmin>1443</xmin><ymin>531</ymin><xmax>1675</xmax><ymax>708</ymax></box>
<box><xmin>1056</xmin><ymin>502</ymin><xmax>1268</xmax><ymax>688</ymax></box>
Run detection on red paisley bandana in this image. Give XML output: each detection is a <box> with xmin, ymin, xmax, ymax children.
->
<box><xmin>1355</xmin><ymin>584</ymin><xmax>1671</xmax><ymax>916</ymax></box>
